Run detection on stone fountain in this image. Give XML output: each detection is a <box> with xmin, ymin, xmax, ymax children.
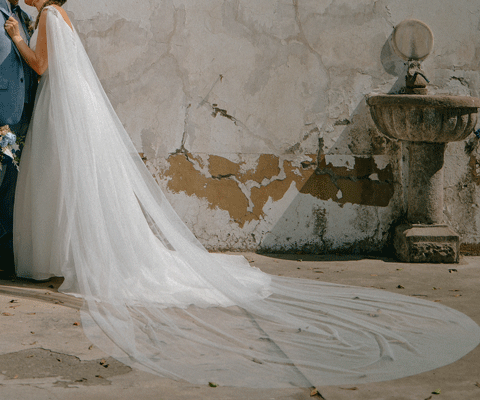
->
<box><xmin>367</xmin><ymin>19</ymin><xmax>480</xmax><ymax>263</ymax></box>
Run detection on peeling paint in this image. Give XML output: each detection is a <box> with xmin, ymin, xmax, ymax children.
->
<box><xmin>161</xmin><ymin>153</ymin><xmax>315</xmax><ymax>227</ymax></box>
<box><xmin>160</xmin><ymin>151</ymin><xmax>395</xmax><ymax>231</ymax></box>
<box><xmin>300</xmin><ymin>156</ymin><xmax>394</xmax><ymax>207</ymax></box>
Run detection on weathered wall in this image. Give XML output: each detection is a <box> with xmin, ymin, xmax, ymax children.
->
<box><xmin>34</xmin><ymin>1</ymin><xmax>480</xmax><ymax>252</ymax></box>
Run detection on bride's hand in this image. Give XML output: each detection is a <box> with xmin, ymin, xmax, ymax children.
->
<box><xmin>4</xmin><ymin>17</ymin><xmax>22</xmax><ymax>43</ymax></box>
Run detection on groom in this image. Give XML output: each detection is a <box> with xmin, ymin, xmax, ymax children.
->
<box><xmin>0</xmin><ymin>0</ymin><xmax>37</xmax><ymax>276</ymax></box>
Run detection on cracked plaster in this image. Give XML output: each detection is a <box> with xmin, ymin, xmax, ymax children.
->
<box><xmin>53</xmin><ymin>0</ymin><xmax>480</xmax><ymax>252</ymax></box>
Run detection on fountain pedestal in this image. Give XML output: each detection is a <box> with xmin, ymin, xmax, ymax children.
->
<box><xmin>395</xmin><ymin>141</ymin><xmax>460</xmax><ymax>262</ymax></box>
<box><xmin>367</xmin><ymin>19</ymin><xmax>480</xmax><ymax>263</ymax></box>
<box><xmin>394</xmin><ymin>224</ymin><xmax>459</xmax><ymax>263</ymax></box>
<box><xmin>407</xmin><ymin>142</ymin><xmax>446</xmax><ymax>225</ymax></box>
<box><xmin>367</xmin><ymin>95</ymin><xmax>480</xmax><ymax>263</ymax></box>
<box><xmin>395</xmin><ymin>141</ymin><xmax>459</xmax><ymax>263</ymax></box>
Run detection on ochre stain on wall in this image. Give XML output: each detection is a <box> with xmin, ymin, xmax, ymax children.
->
<box><xmin>299</xmin><ymin>174</ymin><xmax>338</xmax><ymax>201</ymax></box>
<box><xmin>165</xmin><ymin>153</ymin><xmax>249</xmax><ymax>223</ymax></box>
<box><xmin>300</xmin><ymin>156</ymin><xmax>395</xmax><ymax>207</ymax></box>
<box><xmin>336</xmin><ymin>179</ymin><xmax>393</xmax><ymax>207</ymax></box>
<box><xmin>162</xmin><ymin>153</ymin><xmax>394</xmax><ymax>226</ymax></box>
<box><xmin>247</xmin><ymin>160</ymin><xmax>310</xmax><ymax>223</ymax></box>
<box><xmin>208</xmin><ymin>155</ymin><xmax>241</xmax><ymax>177</ymax></box>
<box><xmin>238</xmin><ymin>154</ymin><xmax>281</xmax><ymax>184</ymax></box>
<box><xmin>163</xmin><ymin>153</ymin><xmax>313</xmax><ymax>226</ymax></box>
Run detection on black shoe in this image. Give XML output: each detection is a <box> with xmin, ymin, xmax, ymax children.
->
<box><xmin>0</xmin><ymin>233</ymin><xmax>15</xmax><ymax>279</ymax></box>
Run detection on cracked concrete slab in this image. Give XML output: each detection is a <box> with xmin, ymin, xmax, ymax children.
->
<box><xmin>1</xmin><ymin>253</ymin><xmax>480</xmax><ymax>400</ymax></box>
<box><xmin>0</xmin><ymin>348</ymin><xmax>131</xmax><ymax>386</ymax></box>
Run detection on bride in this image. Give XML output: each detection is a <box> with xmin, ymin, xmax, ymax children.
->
<box><xmin>5</xmin><ymin>0</ymin><xmax>480</xmax><ymax>388</ymax></box>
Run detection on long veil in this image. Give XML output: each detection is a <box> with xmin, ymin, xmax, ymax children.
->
<box><xmin>23</xmin><ymin>6</ymin><xmax>480</xmax><ymax>388</ymax></box>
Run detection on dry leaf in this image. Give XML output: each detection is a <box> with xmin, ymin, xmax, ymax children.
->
<box><xmin>340</xmin><ymin>387</ymin><xmax>359</xmax><ymax>391</ymax></box>
<box><xmin>424</xmin><ymin>396</ymin><xmax>432</xmax><ymax>400</ymax></box>
<box><xmin>371</xmin><ymin>274</ymin><xmax>378</xmax><ymax>277</ymax></box>
<box><xmin>397</xmin><ymin>285</ymin><xmax>405</xmax><ymax>289</ymax></box>
<box><xmin>73</xmin><ymin>322</ymin><xmax>80</xmax><ymax>326</ymax></box>
<box><xmin>88</xmin><ymin>345</ymin><xmax>94</xmax><ymax>350</ymax></box>
<box><xmin>310</xmin><ymin>388</ymin><xmax>324</xmax><ymax>399</ymax></box>
<box><xmin>27</xmin><ymin>313</ymin><xmax>36</xmax><ymax>315</ymax></box>
<box><xmin>448</xmin><ymin>269</ymin><xmax>458</xmax><ymax>273</ymax></box>
<box><xmin>30</xmin><ymin>341</ymin><xmax>37</xmax><ymax>345</ymax></box>
<box><xmin>2</xmin><ymin>312</ymin><xmax>13</xmax><ymax>316</ymax></box>
<box><xmin>475</xmin><ymin>382</ymin><xmax>480</xmax><ymax>388</ymax></box>
<box><xmin>13</xmin><ymin>375</ymin><xmax>18</xmax><ymax>379</ymax></box>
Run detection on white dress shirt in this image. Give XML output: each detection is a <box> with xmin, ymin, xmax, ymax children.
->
<box><xmin>7</xmin><ymin>2</ymin><xmax>28</xmax><ymax>43</ymax></box>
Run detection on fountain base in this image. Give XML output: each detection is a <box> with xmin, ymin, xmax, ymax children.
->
<box><xmin>394</xmin><ymin>225</ymin><xmax>459</xmax><ymax>263</ymax></box>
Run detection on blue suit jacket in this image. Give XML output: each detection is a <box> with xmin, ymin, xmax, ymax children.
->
<box><xmin>0</xmin><ymin>0</ymin><xmax>38</xmax><ymax>126</ymax></box>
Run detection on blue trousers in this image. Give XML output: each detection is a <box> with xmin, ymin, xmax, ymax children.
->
<box><xmin>0</xmin><ymin>102</ymin><xmax>33</xmax><ymax>269</ymax></box>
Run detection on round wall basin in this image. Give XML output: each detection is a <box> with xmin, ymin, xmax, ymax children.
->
<box><xmin>367</xmin><ymin>94</ymin><xmax>480</xmax><ymax>142</ymax></box>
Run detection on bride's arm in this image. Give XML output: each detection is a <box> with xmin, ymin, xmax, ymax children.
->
<box><xmin>4</xmin><ymin>11</ymin><xmax>48</xmax><ymax>75</ymax></box>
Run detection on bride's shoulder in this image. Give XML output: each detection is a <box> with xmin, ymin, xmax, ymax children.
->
<box><xmin>44</xmin><ymin>5</ymin><xmax>73</xmax><ymax>30</ymax></box>
<box><xmin>44</xmin><ymin>5</ymin><xmax>60</xmax><ymax>15</ymax></box>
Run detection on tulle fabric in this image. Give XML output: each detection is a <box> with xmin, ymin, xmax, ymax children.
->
<box><xmin>13</xmin><ymin>7</ymin><xmax>480</xmax><ymax>388</ymax></box>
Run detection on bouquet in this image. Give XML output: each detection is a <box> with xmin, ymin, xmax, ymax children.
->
<box><xmin>0</xmin><ymin>125</ymin><xmax>17</xmax><ymax>167</ymax></box>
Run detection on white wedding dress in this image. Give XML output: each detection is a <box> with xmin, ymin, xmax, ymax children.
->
<box><xmin>12</xmin><ymin>6</ymin><xmax>480</xmax><ymax>388</ymax></box>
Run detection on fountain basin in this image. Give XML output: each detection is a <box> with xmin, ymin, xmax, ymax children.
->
<box><xmin>367</xmin><ymin>94</ymin><xmax>480</xmax><ymax>142</ymax></box>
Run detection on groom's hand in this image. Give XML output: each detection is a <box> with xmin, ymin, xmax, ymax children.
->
<box><xmin>4</xmin><ymin>17</ymin><xmax>22</xmax><ymax>44</ymax></box>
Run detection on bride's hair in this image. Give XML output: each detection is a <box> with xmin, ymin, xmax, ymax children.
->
<box><xmin>35</xmin><ymin>0</ymin><xmax>68</xmax><ymax>29</ymax></box>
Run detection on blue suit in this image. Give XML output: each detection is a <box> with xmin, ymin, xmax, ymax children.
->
<box><xmin>0</xmin><ymin>0</ymin><xmax>37</xmax><ymax>125</ymax></box>
<box><xmin>0</xmin><ymin>0</ymin><xmax>37</xmax><ymax>272</ymax></box>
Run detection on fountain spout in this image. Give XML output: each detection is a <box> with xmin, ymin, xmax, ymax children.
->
<box><xmin>405</xmin><ymin>61</ymin><xmax>429</xmax><ymax>94</ymax></box>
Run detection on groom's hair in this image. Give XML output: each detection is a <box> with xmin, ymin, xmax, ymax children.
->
<box><xmin>35</xmin><ymin>0</ymin><xmax>68</xmax><ymax>29</ymax></box>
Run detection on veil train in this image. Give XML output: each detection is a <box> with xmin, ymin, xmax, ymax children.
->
<box><xmin>13</xmin><ymin>7</ymin><xmax>480</xmax><ymax>388</ymax></box>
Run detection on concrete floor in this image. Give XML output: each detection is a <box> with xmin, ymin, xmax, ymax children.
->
<box><xmin>1</xmin><ymin>252</ymin><xmax>479</xmax><ymax>400</ymax></box>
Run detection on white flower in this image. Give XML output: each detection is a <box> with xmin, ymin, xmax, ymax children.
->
<box><xmin>0</xmin><ymin>132</ymin><xmax>16</xmax><ymax>148</ymax></box>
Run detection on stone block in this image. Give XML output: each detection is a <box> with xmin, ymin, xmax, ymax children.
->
<box><xmin>394</xmin><ymin>224</ymin><xmax>460</xmax><ymax>263</ymax></box>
